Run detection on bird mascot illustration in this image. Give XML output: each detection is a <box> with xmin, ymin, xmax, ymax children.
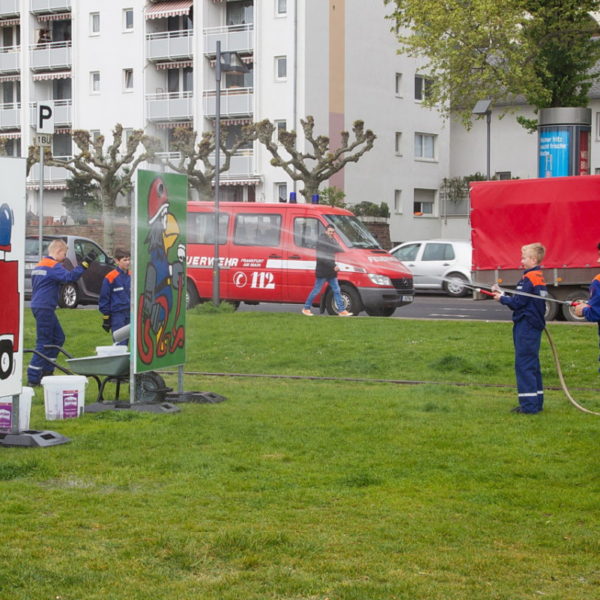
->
<box><xmin>137</xmin><ymin>177</ymin><xmax>185</xmax><ymax>363</ymax></box>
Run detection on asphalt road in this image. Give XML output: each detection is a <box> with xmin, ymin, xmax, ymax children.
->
<box><xmin>237</xmin><ymin>292</ymin><xmax>511</xmax><ymax>321</ymax></box>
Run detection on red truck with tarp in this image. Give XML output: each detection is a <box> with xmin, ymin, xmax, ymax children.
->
<box><xmin>470</xmin><ymin>175</ymin><xmax>600</xmax><ymax>321</ymax></box>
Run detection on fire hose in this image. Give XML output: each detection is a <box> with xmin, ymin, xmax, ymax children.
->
<box><xmin>433</xmin><ymin>275</ymin><xmax>600</xmax><ymax>416</ymax></box>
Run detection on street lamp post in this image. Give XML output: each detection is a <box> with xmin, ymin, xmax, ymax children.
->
<box><xmin>472</xmin><ymin>99</ymin><xmax>492</xmax><ymax>180</ymax></box>
<box><xmin>212</xmin><ymin>40</ymin><xmax>248</xmax><ymax>306</ymax></box>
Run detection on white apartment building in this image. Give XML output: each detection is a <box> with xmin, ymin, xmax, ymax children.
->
<box><xmin>2</xmin><ymin>0</ymin><xmax>597</xmax><ymax>246</ymax></box>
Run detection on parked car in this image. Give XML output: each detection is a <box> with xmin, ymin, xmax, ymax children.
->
<box><xmin>25</xmin><ymin>235</ymin><xmax>114</xmax><ymax>308</ymax></box>
<box><xmin>389</xmin><ymin>239</ymin><xmax>472</xmax><ymax>297</ymax></box>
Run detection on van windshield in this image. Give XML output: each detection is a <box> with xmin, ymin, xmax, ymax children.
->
<box><xmin>325</xmin><ymin>215</ymin><xmax>381</xmax><ymax>249</ymax></box>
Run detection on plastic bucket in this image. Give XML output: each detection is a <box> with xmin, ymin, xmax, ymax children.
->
<box><xmin>96</xmin><ymin>346</ymin><xmax>128</xmax><ymax>357</ymax></box>
<box><xmin>0</xmin><ymin>386</ymin><xmax>34</xmax><ymax>432</ymax></box>
<box><xmin>41</xmin><ymin>376</ymin><xmax>87</xmax><ymax>420</ymax></box>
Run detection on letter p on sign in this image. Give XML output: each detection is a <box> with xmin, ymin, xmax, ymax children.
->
<box><xmin>37</xmin><ymin>101</ymin><xmax>54</xmax><ymax>134</ymax></box>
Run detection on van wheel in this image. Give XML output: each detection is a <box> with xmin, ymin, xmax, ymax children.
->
<box><xmin>58</xmin><ymin>283</ymin><xmax>79</xmax><ymax>309</ymax></box>
<box><xmin>0</xmin><ymin>339</ymin><xmax>14</xmax><ymax>380</ymax></box>
<box><xmin>186</xmin><ymin>279</ymin><xmax>200</xmax><ymax>309</ymax></box>
<box><xmin>443</xmin><ymin>273</ymin><xmax>469</xmax><ymax>297</ymax></box>
<box><xmin>562</xmin><ymin>290</ymin><xmax>589</xmax><ymax>322</ymax></box>
<box><xmin>365</xmin><ymin>306</ymin><xmax>397</xmax><ymax>317</ymax></box>
<box><xmin>325</xmin><ymin>285</ymin><xmax>362</xmax><ymax>315</ymax></box>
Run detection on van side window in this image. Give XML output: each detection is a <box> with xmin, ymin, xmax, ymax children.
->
<box><xmin>234</xmin><ymin>213</ymin><xmax>281</xmax><ymax>246</ymax></box>
<box><xmin>294</xmin><ymin>217</ymin><xmax>324</xmax><ymax>249</ymax></box>
<box><xmin>188</xmin><ymin>212</ymin><xmax>229</xmax><ymax>244</ymax></box>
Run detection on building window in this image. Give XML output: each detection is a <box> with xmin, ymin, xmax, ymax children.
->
<box><xmin>276</xmin><ymin>0</ymin><xmax>287</xmax><ymax>16</ymax></box>
<box><xmin>123</xmin><ymin>8</ymin><xmax>134</xmax><ymax>31</ymax></box>
<box><xmin>495</xmin><ymin>171</ymin><xmax>512</xmax><ymax>180</ymax></box>
<box><xmin>395</xmin><ymin>132</ymin><xmax>402</xmax><ymax>155</ymax></box>
<box><xmin>414</xmin><ymin>133</ymin><xmax>436</xmax><ymax>160</ymax></box>
<box><xmin>90</xmin><ymin>12</ymin><xmax>100</xmax><ymax>35</ymax></box>
<box><xmin>413</xmin><ymin>188</ymin><xmax>436</xmax><ymax>216</ymax></box>
<box><xmin>167</xmin><ymin>67</ymin><xmax>193</xmax><ymax>93</ymax></box>
<box><xmin>275</xmin><ymin>56</ymin><xmax>287</xmax><ymax>81</ymax></box>
<box><xmin>53</xmin><ymin>78</ymin><xmax>71</xmax><ymax>100</ymax></box>
<box><xmin>123</xmin><ymin>68</ymin><xmax>133</xmax><ymax>91</ymax></box>
<box><xmin>227</xmin><ymin>0</ymin><xmax>254</xmax><ymax>26</ymax></box>
<box><xmin>595</xmin><ymin>112</ymin><xmax>600</xmax><ymax>141</ymax></box>
<box><xmin>414</xmin><ymin>75</ymin><xmax>432</xmax><ymax>101</ymax></box>
<box><xmin>90</xmin><ymin>71</ymin><xmax>100</xmax><ymax>94</ymax></box>
<box><xmin>90</xmin><ymin>129</ymin><xmax>101</xmax><ymax>143</ymax></box>
<box><xmin>274</xmin><ymin>120</ymin><xmax>287</xmax><ymax>143</ymax></box>
<box><xmin>53</xmin><ymin>133</ymin><xmax>72</xmax><ymax>157</ymax></box>
<box><xmin>394</xmin><ymin>189</ymin><xmax>402</xmax><ymax>214</ymax></box>
<box><xmin>395</xmin><ymin>73</ymin><xmax>402</xmax><ymax>96</ymax></box>
<box><xmin>276</xmin><ymin>182</ymin><xmax>287</xmax><ymax>203</ymax></box>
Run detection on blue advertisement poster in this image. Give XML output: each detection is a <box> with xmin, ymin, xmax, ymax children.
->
<box><xmin>538</xmin><ymin>128</ymin><xmax>570</xmax><ymax>177</ymax></box>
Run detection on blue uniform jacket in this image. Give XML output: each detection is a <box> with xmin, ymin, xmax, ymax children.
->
<box><xmin>31</xmin><ymin>257</ymin><xmax>85</xmax><ymax>310</ymax></box>
<box><xmin>99</xmin><ymin>267</ymin><xmax>131</xmax><ymax>316</ymax></box>
<box><xmin>500</xmin><ymin>267</ymin><xmax>547</xmax><ymax>330</ymax></box>
<box><xmin>583</xmin><ymin>275</ymin><xmax>600</xmax><ymax>323</ymax></box>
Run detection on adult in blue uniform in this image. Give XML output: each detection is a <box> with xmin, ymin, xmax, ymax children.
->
<box><xmin>493</xmin><ymin>243</ymin><xmax>548</xmax><ymax>414</ymax></box>
<box><xmin>99</xmin><ymin>248</ymin><xmax>131</xmax><ymax>345</ymax></box>
<box><xmin>574</xmin><ymin>242</ymin><xmax>600</xmax><ymax>367</ymax></box>
<box><xmin>27</xmin><ymin>239</ymin><xmax>92</xmax><ymax>385</ymax></box>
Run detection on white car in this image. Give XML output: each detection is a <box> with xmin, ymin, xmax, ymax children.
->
<box><xmin>390</xmin><ymin>239</ymin><xmax>472</xmax><ymax>297</ymax></box>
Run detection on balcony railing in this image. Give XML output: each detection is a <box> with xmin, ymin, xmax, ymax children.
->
<box><xmin>203</xmin><ymin>87</ymin><xmax>253</xmax><ymax>118</ymax></box>
<box><xmin>0</xmin><ymin>0</ymin><xmax>19</xmax><ymax>17</ymax></box>
<box><xmin>0</xmin><ymin>46</ymin><xmax>20</xmax><ymax>72</ymax></box>
<box><xmin>28</xmin><ymin>156</ymin><xmax>72</xmax><ymax>184</ymax></box>
<box><xmin>0</xmin><ymin>102</ymin><xmax>20</xmax><ymax>129</ymax></box>
<box><xmin>156</xmin><ymin>150</ymin><xmax>254</xmax><ymax>178</ymax></box>
<box><xmin>29</xmin><ymin>99</ymin><xmax>71</xmax><ymax>126</ymax></box>
<box><xmin>204</xmin><ymin>24</ymin><xmax>253</xmax><ymax>56</ymax></box>
<box><xmin>30</xmin><ymin>41</ymin><xmax>72</xmax><ymax>71</ymax></box>
<box><xmin>30</xmin><ymin>0</ymin><xmax>71</xmax><ymax>13</ymax></box>
<box><xmin>146</xmin><ymin>91</ymin><xmax>193</xmax><ymax>121</ymax></box>
<box><xmin>147</xmin><ymin>29</ymin><xmax>193</xmax><ymax>61</ymax></box>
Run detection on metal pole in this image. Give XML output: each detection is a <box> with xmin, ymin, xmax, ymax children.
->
<box><xmin>38</xmin><ymin>145</ymin><xmax>44</xmax><ymax>259</ymax></box>
<box><xmin>486</xmin><ymin>111</ymin><xmax>491</xmax><ymax>180</ymax></box>
<box><xmin>212</xmin><ymin>41</ymin><xmax>222</xmax><ymax>306</ymax></box>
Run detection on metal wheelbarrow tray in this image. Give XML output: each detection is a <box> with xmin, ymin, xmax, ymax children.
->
<box><xmin>66</xmin><ymin>353</ymin><xmax>130</xmax><ymax>402</ymax></box>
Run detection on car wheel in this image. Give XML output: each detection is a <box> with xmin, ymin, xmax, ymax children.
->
<box><xmin>365</xmin><ymin>306</ymin><xmax>397</xmax><ymax>317</ymax></box>
<box><xmin>186</xmin><ymin>279</ymin><xmax>200</xmax><ymax>309</ymax></box>
<box><xmin>325</xmin><ymin>284</ymin><xmax>362</xmax><ymax>315</ymax></box>
<box><xmin>443</xmin><ymin>273</ymin><xmax>469</xmax><ymax>297</ymax></box>
<box><xmin>58</xmin><ymin>283</ymin><xmax>79</xmax><ymax>309</ymax></box>
<box><xmin>561</xmin><ymin>290</ymin><xmax>589</xmax><ymax>322</ymax></box>
<box><xmin>0</xmin><ymin>339</ymin><xmax>14</xmax><ymax>380</ymax></box>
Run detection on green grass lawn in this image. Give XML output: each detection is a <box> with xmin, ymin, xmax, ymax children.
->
<box><xmin>1</xmin><ymin>309</ymin><xmax>599</xmax><ymax>599</ymax></box>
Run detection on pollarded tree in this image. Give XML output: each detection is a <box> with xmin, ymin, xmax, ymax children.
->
<box><xmin>163</xmin><ymin>125</ymin><xmax>258</xmax><ymax>201</ymax></box>
<box><xmin>42</xmin><ymin>124</ymin><xmax>160</xmax><ymax>251</ymax></box>
<box><xmin>255</xmin><ymin>116</ymin><xmax>376</xmax><ymax>201</ymax></box>
<box><xmin>384</xmin><ymin>0</ymin><xmax>600</xmax><ymax>127</ymax></box>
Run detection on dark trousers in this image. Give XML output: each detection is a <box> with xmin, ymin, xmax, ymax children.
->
<box><xmin>27</xmin><ymin>308</ymin><xmax>65</xmax><ymax>384</ymax></box>
<box><xmin>513</xmin><ymin>320</ymin><xmax>543</xmax><ymax>413</ymax></box>
<box><xmin>110</xmin><ymin>311</ymin><xmax>130</xmax><ymax>346</ymax></box>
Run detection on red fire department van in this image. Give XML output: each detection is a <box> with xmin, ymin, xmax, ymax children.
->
<box><xmin>186</xmin><ymin>202</ymin><xmax>414</xmax><ymax>316</ymax></box>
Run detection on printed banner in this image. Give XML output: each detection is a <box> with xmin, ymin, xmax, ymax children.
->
<box><xmin>134</xmin><ymin>170</ymin><xmax>187</xmax><ymax>373</ymax></box>
<box><xmin>0</xmin><ymin>158</ymin><xmax>26</xmax><ymax>398</ymax></box>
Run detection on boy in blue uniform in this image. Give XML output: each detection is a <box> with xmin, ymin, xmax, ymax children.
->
<box><xmin>99</xmin><ymin>248</ymin><xmax>131</xmax><ymax>345</ymax></box>
<box><xmin>574</xmin><ymin>242</ymin><xmax>600</xmax><ymax>366</ymax></box>
<box><xmin>493</xmin><ymin>243</ymin><xmax>548</xmax><ymax>414</ymax></box>
<box><xmin>27</xmin><ymin>239</ymin><xmax>91</xmax><ymax>385</ymax></box>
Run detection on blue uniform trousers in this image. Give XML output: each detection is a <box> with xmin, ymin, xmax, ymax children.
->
<box><xmin>111</xmin><ymin>311</ymin><xmax>130</xmax><ymax>346</ymax></box>
<box><xmin>27</xmin><ymin>308</ymin><xmax>66</xmax><ymax>384</ymax></box>
<box><xmin>513</xmin><ymin>320</ymin><xmax>543</xmax><ymax>413</ymax></box>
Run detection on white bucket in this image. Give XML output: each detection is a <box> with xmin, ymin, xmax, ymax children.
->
<box><xmin>0</xmin><ymin>386</ymin><xmax>34</xmax><ymax>432</ymax></box>
<box><xmin>96</xmin><ymin>345</ymin><xmax>128</xmax><ymax>357</ymax></box>
<box><xmin>41</xmin><ymin>376</ymin><xmax>87</xmax><ymax>420</ymax></box>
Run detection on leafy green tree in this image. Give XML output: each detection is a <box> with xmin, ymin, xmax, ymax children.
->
<box><xmin>255</xmin><ymin>116</ymin><xmax>376</xmax><ymax>201</ymax></box>
<box><xmin>62</xmin><ymin>176</ymin><xmax>100</xmax><ymax>225</ymax></box>
<box><xmin>384</xmin><ymin>0</ymin><xmax>600</xmax><ymax>126</ymax></box>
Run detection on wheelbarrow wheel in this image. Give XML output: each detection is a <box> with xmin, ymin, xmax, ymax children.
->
<box><xmin>135</xmin><ymin>371</ymin><xmax>168</xmax><ymax>404</ymax></box>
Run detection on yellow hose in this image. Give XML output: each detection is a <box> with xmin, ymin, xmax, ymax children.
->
<box><xmin>544</xmin><ymin>328</ymin><xmax>600</xmax><ymax>416</ymax></box>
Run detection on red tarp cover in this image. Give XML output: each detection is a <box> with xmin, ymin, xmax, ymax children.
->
<box><xmin>470</xmin><ymin>175</ymin><xmax>600</xmax><ymax>271</ymax></box>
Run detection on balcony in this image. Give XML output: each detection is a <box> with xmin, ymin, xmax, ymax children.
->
<box><xmin>0</xmin><ymin>0</ymin><xmax>19</xmax><ymax>17</ymax></box>
<box><xmin>30</xmin><ymin>41</ymin><xmax>71</xmax><ymax>71</ymax></box>
<box><xmin>204</xmin><ymin>24</ymin><xmax>253</xmax><ymax>56</ymax></box>
<box><xmin>0</xmin><ymin>102</ymin><xmax>20</xmax><ymax>129</ymax></box>
<box><xmin>147</xmin><ymin>30</ymin><xmax>193</xmax><ymax>62</ymax></box>
<box><xmin>29</xmin><ymin>99</ymin><xmax>71</xmax><ymax>127</ymax></box>
<box><xmin>30</xmin><ymin>0</ymin><xmax>71</xmax><ymax>13</ymax></box>
<box><xmin>146</xmin><ymin>91</ymin><xmax>193</xmax><ymax>121</ymax></box>
<box><xmin>28</xmin><ymin>156</ymin><xmax>71</xmax><ymax>186</ymax></box>
<box><xmin>0</xmin><ymin>46</ymin><xmax>19</xmax><ymax>72</ymax></box>
<box><xmin>155</xmin><ymin>149</ymin><xmax>254</xmax><ymax>178</ymax></box>
<box><xmin>203</xmin><ymin>87</ymin><xmax>253</xmax><ymax>118</ymax></box>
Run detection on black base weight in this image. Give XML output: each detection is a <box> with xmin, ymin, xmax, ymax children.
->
<box><xmin>0</xmin><ymin>430</ymin><xmax>71</xmax><ymax>448</ymax></box>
